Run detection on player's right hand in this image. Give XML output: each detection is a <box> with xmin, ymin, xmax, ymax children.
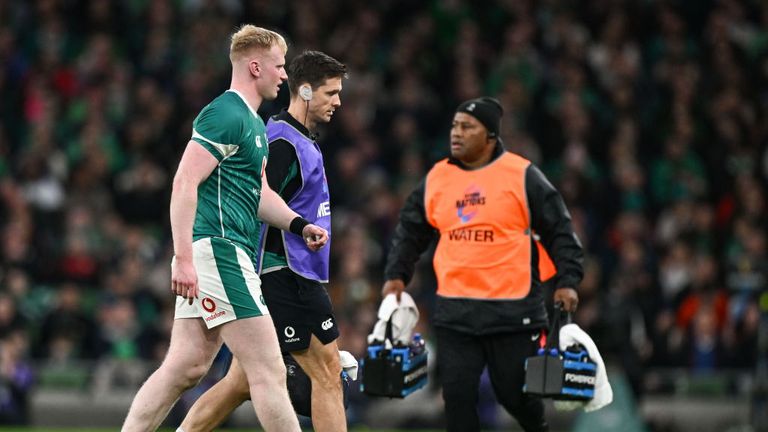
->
<box><xmin>381</xmin><ymin>279</ymin><xmax>405</xmax><ymax>303</ymax></box>
<box><xmin>171</xmin><ymin>257</ymin><xmax>198</xmax><ymax>305</ymax></box>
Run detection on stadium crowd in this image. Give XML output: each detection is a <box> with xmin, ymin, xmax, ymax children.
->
<box><xmin>0</xmin><ymin>0</ymin><xmax>765</xmax><ymax>427</ymax></box>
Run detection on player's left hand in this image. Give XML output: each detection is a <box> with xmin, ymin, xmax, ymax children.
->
<box><xmin>554</xmin><ymin>287</ymin><xmax>579</xmax><ymax>312</ymax></box>
<box><xmin>302</xmin><ymin>224</ymin><xmax>328</xmax><ymax>251</ymax></box>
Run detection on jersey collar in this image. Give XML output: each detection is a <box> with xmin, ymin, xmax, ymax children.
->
<box><xmin>226</xmin><ymin>89</ymin><xmax>260</xmax><ymax>119</ymax></box>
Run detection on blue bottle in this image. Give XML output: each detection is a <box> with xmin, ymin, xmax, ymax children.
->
<box><xmin>411</xmin><ymin>333</ymin><xmax>426</xmax><ymax>356</ymax></box>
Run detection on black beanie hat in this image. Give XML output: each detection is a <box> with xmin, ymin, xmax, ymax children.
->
<box><xmin>456</xmin><ymin>97</ymin><xmax>504</xmax><ymax>137</ymax></box>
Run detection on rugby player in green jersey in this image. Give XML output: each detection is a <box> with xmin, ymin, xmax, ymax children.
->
<box><xmin>121</xmin><ymin>25</ymin><xmax>327</xmax><ymax>432</ymax></box>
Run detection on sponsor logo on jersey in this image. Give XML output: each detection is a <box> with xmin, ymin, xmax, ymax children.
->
<box><xmin>317</xmin><ymin>201</ymin><xmax>331</xmax><ymax>217</ymax></box>
<box><xmin>260</xmin><ymin>156</ymin><xmax>267</xmax><ymax>178</ymax></box>
<box><xmin>255</xmin><ymin>135</ymin><xmax>263</xmax><ymax>148</ymax></box>
<box><xmin>455</xmin><ymin>185</ymin><xmax>486</xmax><ymax>223</ymax></box>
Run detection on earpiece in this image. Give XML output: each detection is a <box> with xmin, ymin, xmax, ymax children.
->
<box><xmin>299</xmin><ymin>85</ymin><xmax>313</xmax><ymax>101</ymax></box>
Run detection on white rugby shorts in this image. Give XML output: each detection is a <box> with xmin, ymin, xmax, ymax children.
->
<box><xmin>174</xmin><ymin>237</ymin><xmax>269</xmax><ymax>328</ymax></box>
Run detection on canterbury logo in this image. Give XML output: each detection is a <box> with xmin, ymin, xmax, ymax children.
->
<box><xmin>321</xmin><ymin>318</ymin><xmax>333</xmax><ymax>330</ymax></box>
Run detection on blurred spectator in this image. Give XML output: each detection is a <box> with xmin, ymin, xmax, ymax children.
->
<box><xmin>35</xmin><ymin>283</ymin><xmax>97</xmax><ymax>360</ymax></box>
<box><xmin>0</xmin><ymin>329</ymin><xmax>33</xmax><ymax>425</ymax></box>
<box><xmin>686</xmin><ymin>306</ymin><xmax>724</xmax><ymax>372</ymax></box>
<box><xmin>0</xmin><ymin>294</ymin><xmax>25</xmax><ymax>338</ymax></box>
<box><xmin>94</xmin><ymin>297</ymin><xmax>141</xmax><ymax>360</ymax></box>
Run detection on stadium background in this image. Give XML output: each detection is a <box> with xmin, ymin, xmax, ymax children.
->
<box><xmin>0</xmin><ymin>0</ymin><xmax>765</xmax><ymax>430</ymax></box>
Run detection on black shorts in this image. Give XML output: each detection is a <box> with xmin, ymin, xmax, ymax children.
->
<box><xmin>261</xmin><ymin>268</ymin><xmax>339</xmax><ymax>352</ymax></box>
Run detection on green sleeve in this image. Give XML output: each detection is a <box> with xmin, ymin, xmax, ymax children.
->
<box><xmin>191</xmin><ymin>103</ymin><xmax>244</xmax><ymax>161</ymax></box>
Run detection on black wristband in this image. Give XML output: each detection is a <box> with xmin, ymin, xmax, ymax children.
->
<box><xmin>289</xmin><ymin>216</ymin><xmax>311</xmax><ymax>236</ymax></box>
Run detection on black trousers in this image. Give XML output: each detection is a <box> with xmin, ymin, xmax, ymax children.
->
<box><xmin>435</xmin><ymin>326</ymin><xmax>548</xmax><ymax>432</ymax></box>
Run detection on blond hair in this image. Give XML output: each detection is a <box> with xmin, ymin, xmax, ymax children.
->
<box><xmin>229</xmin><ymin>25</ymin><xmax>287</xmax><ymax>62</ymax></box>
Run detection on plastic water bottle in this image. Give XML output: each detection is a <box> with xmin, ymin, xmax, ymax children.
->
<box><xmin>411</xmin><ymin>333</ymin><xmax>426</xmax><ymax>356</ymax></box>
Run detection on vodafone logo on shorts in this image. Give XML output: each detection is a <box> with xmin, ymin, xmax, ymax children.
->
<box><xmin>283</xmin><ymin>326</ymin><xmax>300</xmax><ymax>343</ymax></box>
<box><xmin>202</xmin><ymin>297</ymin><xmax>226</xmax><ymax>322</ymax></box>
<box><xmin>284</xmin><ymin>326</ymin><xmax>295</xmax><ymax>337</ymax></box>
<box><xmin>201</xmin><ymin>297</ymin><xmax>216</xmax><ymax>312</ymax></box>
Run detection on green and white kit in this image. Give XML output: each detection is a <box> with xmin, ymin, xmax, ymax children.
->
<box><xmin>174</xmin><ymin>90</ymin><xmax>270</xmax><ymax>328</ymax></box>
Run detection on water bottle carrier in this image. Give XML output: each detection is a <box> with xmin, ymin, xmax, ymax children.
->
<box><xmin>360</xmin><ymin>319</ymin><xmax>429</xmax><ymax>398</ymax></box>
<box><xmin>523</xmin><ymin>303</ymin><xmax>597</xmax><ymax>401</ymax></box>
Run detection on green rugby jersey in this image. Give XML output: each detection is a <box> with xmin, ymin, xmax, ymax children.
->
<box><xmin>190</xmin><ymin>90</ymin><xmax>268</xmax><ymax>258</ymax></box>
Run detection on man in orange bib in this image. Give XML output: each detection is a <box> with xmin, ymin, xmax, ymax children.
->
<box><xmin>382</xmin><ymin>97</ymin><xmax>583</xmax><ymax>432</ymax></box>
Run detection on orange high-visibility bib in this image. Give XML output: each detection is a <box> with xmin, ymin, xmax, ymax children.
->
<box><xmin>425</xmin><ymin>152</ymin><xmax>555</xmax><ymax>300</ymax></box>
